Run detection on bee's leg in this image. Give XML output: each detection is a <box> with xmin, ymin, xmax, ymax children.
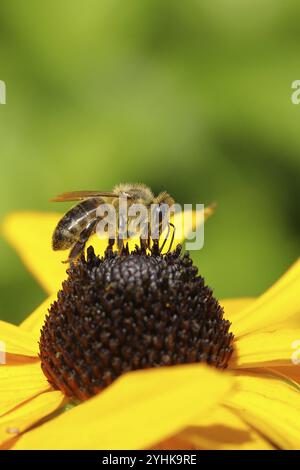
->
<box><xmin>139</xmin><ymin>223</ymin><xmax>150</xmax><ymax>254</ymax></box>
<box><xmin>139</xmin><ymin>237</ymin><xmax>148</xmax><ymax>254</ymax></box>
<box><xmin>166</xmin><ymin>223</ymin><xmax>175</xmax><ymax>254</ymax></box>
<box><xmin>117</xmin><ymin>235</ymin><xmax>124</xmax><ymax>255</ymax></box>
<box><xmin>151</xmin><ymin>239</ymin><xmax>160</xmax><ymax>256</ymax></box>
<box><xmin>118</xmin><ymin>212</ymin><xmax>127</xmax><ymax>255</ymax></box>
<box><xmin>124</xmin><ymin>242</ymin><xmax>130</xmax><ymax>255</ymax></box>
<box><xmin>105</xmin><ymin>237</ymin><xmax>115</xmax><ymax>255</ymax></box>
<box><xmin>158</xmin><ymin>221</ymin><xmax>171</xmax><ymax>254</ymax></box>
<box><xmin>65</xmin><ymin>217</ymin><xmax>100</xmax><ymax>263</ymax></box>
<box><xmin>64</xmin><ymin>241</ymin><xmax>85</xmax><ymax>264</ymax></box>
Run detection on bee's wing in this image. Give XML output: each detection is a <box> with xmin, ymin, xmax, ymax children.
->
<box><xmin>50</xmin><ymin>191</ymin><xmax>119</xmax><ymax>202</ymax></box>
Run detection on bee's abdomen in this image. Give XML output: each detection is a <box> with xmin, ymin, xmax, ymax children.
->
<box><xmin>52</xmin><ymin>198</ymin><xmax>99</xmax><ymax>250</ymax></box>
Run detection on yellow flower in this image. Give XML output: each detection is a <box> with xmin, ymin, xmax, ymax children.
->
<box><xmin>1</xmin><ymin>211</ymin><xmax>300</xmax><ymax>450</ymax></box>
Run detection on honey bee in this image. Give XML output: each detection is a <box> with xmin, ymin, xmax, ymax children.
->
<box><xmin>51</xmin><ymin>183</ymin><xmax>175</xmax><ymax>262</ymax></box>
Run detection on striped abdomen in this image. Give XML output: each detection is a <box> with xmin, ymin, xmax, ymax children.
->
<box><xmin>52</xmin><ymin>198</ymin><xmax>100</xmax><ymax>250</ymax></box>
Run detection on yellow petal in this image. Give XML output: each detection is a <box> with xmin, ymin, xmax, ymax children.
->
<box><xmin>0</xmin><ymin>362</ymin><xmax>50</xmax><ymax>416</ymax></box>
<box><xmin>12</xmin><ymin>364</ymin><xmax>232</xmax><ymax>450</ymax></box>
<box><xmin>0</xmin><ymin>390</ymin><xmax>65</xmax><ymax>447</ymax></box>
<box><xmin>268</xmin><ymin>366</ymin><xmax>300</xmax><ymax>386</ymax></box>
<box><xmin>20</xmin><ymin>293</ymin><xmax>56</xmax><ymax>345</ymax></box>
<box><xmin>225</xmin><ymin>371</ymin><xmax>300</xmax><ymax>449</ymax></box>
<box><xmin>3</xmin><ymin>212</ymin><xmax>68</xmax><ymax>294</ymax></box>
<box><xmin>154</xmin><ymin>405</ymin><xmax>274</xmax><ymax>450</ymax></box>
<box><xmin>160</xmin><ymin>204</ymin><xmax>216</xmax><ymax>253</ymax></box>
<box><xmin>0</xmin><ymin>320</ymin><xmax>38</xmax><ymax>357</ymax></box>
<box><xmin>220</xmin><ymin>297</ymin><xmax>255</xmax><ymax>321</ymax></box>
<box><xmin>232</xmin><ymin>328</ymin><xmax>300</xmax><ymax>368</ymax></box>
<box><xmin>232</xmin><ymin>258</ymin><xmax>300</xmax><ymax>338</ymax></box>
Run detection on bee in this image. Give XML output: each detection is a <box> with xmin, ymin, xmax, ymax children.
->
<box><xmin>51</xmin><ymin>183</ymin><xmax>175</xmax><ymax>262</ymax></box>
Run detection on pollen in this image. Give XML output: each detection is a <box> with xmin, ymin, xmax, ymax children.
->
<box><xmin>39</xmin><ymin>246</ymin><xmax>234</xmax><ymax>401</ymax></box>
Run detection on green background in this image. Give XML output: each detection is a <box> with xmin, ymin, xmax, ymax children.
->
<box><xmin>0</xmin><ymin>1</ymin><xmax>299</xmax><ymax>324</ymax></box>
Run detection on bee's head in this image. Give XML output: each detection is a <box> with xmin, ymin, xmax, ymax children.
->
<box><xmin>113</xmin><ymin>183</ymin><xmax>154</xmax><ymax>204</ymax></box>
<box><xmin>155</xmin><ymin>191</ymin><xmax>175</xmax><ymax>208</ymax></box>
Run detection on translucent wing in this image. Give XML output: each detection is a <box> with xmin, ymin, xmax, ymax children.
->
<box><xmin>50</xmin><ymin>191</ymin><xmax>118</xmax><ymax>202</ymax></box>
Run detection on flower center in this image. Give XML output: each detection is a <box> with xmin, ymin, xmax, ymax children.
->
<box><xmin>39</xmin><ymin>245</ymin><xmax>234</xmax><ymax>401</ymax></box>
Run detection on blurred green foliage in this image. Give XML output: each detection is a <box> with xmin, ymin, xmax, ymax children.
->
<box><xmin>0</xmin><ymin>0</ymin><xmax>299</xmax><ymax>323</ymax></box>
